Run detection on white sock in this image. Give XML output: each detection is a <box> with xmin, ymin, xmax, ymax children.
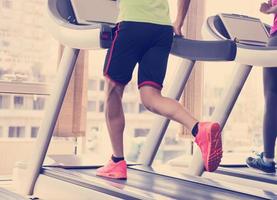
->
<box><xmin>263</xmin><ymin>156</ymin><xmax>274</xmax><ymax>164</ymax></box>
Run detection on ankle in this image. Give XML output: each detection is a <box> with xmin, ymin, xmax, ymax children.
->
<box><xmin>112</xmin><ymin>155</ymin><xmax>125</xmax><ymax>163</ymax></box>
<box><xmin>263</xmin><ymin>156</ymin><xmax>274</xmax><ymax>164</ymax></box>
<box><xmin>191</xmin><ymin>122</ymin><xmax>199</xmax><ymax>137</ymax></box>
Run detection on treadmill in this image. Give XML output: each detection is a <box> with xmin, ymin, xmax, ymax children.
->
<box><xmin>9</xmin><ymin>1</ymin><xmax>274</xmax><ymax>199</ymax></box>
<box><xmin>198</xmin><ymin>13</ymin><xmax>277</xmax><ymax>196</ymax></box>
<box><xmin>0</xmin><ymin>187</ymin><xmax>28</xmax><ymax>200</ymax></box>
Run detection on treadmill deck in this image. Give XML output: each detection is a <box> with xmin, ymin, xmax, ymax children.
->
<box><xmin>41</xmin><ymin>166</ymin><xmax>269</xmax><ymax>200</ymax></box>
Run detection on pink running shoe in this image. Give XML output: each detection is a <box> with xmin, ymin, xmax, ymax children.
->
<box><xmin>195</xmin><ymin>122</ymin><xmax>223</xmax><ymax>172</ymax></box>
<box><xmin>96</xmin><ymin>160</ymin><xmax>127</xmax><ymax>180</ymax></box>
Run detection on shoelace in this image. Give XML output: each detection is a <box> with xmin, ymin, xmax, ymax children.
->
<box><xmin>252</xmin><ymin>157</ymin><xmax>264</xmax><ymax>169</ymax></box>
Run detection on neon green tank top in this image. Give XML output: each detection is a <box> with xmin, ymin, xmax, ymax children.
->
<box><xmin>118</xmin><ymin>0</ymin><xmax>171</xmax><ymax>26</ymax></box>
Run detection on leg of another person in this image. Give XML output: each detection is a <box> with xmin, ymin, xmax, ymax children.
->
<box><xmin>246</xmin><ymin>35</ymin><xmax>277</xmax><ymax>173</ymax></box>
<box><xmin>263</xmin><ymin>34</ymin><xmax>277</xmax><ymax>161</ymax></box>
<box><xmin>263</xmin><ymin>67</ymin><xmax>277</xmax><ymax>161</ymax></box>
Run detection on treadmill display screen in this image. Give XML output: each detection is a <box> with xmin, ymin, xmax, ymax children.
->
<box><xmin>70</xmin><ymin>0</ymin><xmax>119</xmax><ymax>24</ymax></box>
<box><xmin>219</xmin><ymin>14</ymin><xmax>269</xmax><ymax>45</ymax></box>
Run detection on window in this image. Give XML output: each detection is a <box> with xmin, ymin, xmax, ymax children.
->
<box><xmin>0</xmin><ymin>95</ymin><xmax>10</xmax><ymax>109</ymax></box>
<box><xmin>33</xmin><ymin>97</ymin><xmax>45</xmax><ymax>110</ymax></box>
<box><xmin>14</xmin><ymin>96</ymin><xmax>24</xmax><ymax>109</ymax></box>
<box><xmin>134</xmin><ymin>128</ymin><xmax>149</xmax><ymax>137</ymax></box>
<box><xmin>88</xmin><ymin>100</ymin><xmax>97</xmax><ymax>112</ymax></box>
<box><xmin>0</xmin><ymin>127</ymin><xmax>3</xmax><ymax>137</ymax></box>
<box><xmin>99</xmin><ymin>101</ymin><xmax>105</xmax><ymax>112</ymax></box>
<box><xmin>2</xmin><ymin>0</ymin><xmax>12</xmax><ymax>9</ymax></box>
<box><xmin>99</xmin><ymin>80</ymin><xmax>105</xmax><ymax>91</ymax></box>
<box><xmin>139</xmin><ymin>103</ymin><xmax>147</xmax><ymax>113</ymax></box>
<box><xmin>8</xmin><ymin>126</ymin><xmax>25</xmax><ymax>138</ymax></box>
<box><xmin>209</xmin><ymin>106</ymin><xmax>215</xmax><ymax>116</ymax></box>
<box><xmin>2</xmin><ymin>40</ymin><xmax>10</xmax><ymax>47</ymax></box>
<box><xmin>123</xmin><ymin>102</ymin><xmax>136</xmax><ymax>113</ymax></box>
<box><xmin>88</xmin><ymin>79</ymin><xmax>97</xmax><ymax>91</ymax></box>
<box><xmin>31</xmin><ymin>127</ymin><xmax>39</xmax><ymax>138</ymax></box>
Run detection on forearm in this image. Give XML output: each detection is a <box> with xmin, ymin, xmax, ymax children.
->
<box><xmin>175</xmin><ymin>0</ymin><xmax>191</xmax><ymax>26</ymax></box>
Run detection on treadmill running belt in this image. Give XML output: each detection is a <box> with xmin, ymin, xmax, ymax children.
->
<box><xmin>0</xmin><ymin>188</ymin><xmax>28</xmax><ymax>200</ymax></box>
<box><xmin>216</xmin><ymin>167</ymin><xmax>277</xmax><ymax>185</ymax></box>
<box><xmin>43</xmin><ymin>167</ymin><xmax>267</xmax><ymax>200</ymax></box>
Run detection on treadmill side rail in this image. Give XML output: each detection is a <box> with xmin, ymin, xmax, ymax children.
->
<box><xmin>171</xmin><ymin>36</ymin><xmax>237</xmax><ymax>61</ymax></box>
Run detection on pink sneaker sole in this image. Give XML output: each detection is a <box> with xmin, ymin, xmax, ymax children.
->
<box><xmin>205</xmin><ymin>123</ymin><xmax>222</xmax><ymax>172</ymax></box>
<box><xmin>96</xmin><ymin>172</ymin><xmax>127</xmax><ymax>180</ymax></box>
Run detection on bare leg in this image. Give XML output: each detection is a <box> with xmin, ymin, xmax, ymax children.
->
<box><xmin>140</xmin><ymin>85</ymin><xmax>223</xmax><ymax>172</ymax></box>
<box><xmin>140</xmin><ymin>86</ymin><xmax>198</xmax><ymax>132</ymax></box>
<box><xmin>105</xmin><ymin>78</ymin><xmax>125</xmax><ymax>157</ymax></box>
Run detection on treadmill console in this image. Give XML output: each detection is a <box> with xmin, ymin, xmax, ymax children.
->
<box><xmin>70</xmin><ymin>0</ymin><xmax>119</xmax><ymax>24</ymax></box>
<box><xmin>69</xmin><ymin>0</ymin><xmax>117</xmax><ymax>49</ymax></box>
<box><xmin>218</xmin><ymin>13</ymin><xmax>270</xmax><ymax>46</ymax></box>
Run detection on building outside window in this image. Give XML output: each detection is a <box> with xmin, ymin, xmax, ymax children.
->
<box><xmin>14</xmin><ymin>96</ymin><xmax>24</xmax><ymax>109</ymax></box>
<box><xmin>0</xmin><ymin>95</ymin><xmax>10</xmax><ymax>109</ymax></box>
<box><xmin>87</xmin><ymin>100</ymin><xmax>97</xmax><ymax>112</ymax></box>
<box><xmin>33</xmin><ymin>97</ymin><xmax>45</xmax><ymax>110</ymax></box>
<box><xmin>88</xmin><ymin>79</ymin><xmax>97</xmax><ymax>91</ymax></box>
<box><xmin>0</xmin><ymin>127</ymin><xmax>3</xmax><ymax>137</ymax></box>
<box><xmin>8</xmin><ymin>126</ymin><xmax>25</xmax><ymax>138</ymax></box>
<box><xmin>134</xmin><ymin>128</ymin><xmax>149</xmax><ymax>137</ymax></box>
<box><xmin>99</xmin><ymin>101</ymin><xmax>104</xmax><ymax>112</ymax></box>
<box><xmin>31</xmin><ymin>127</ymin><xmax>39</xmax><ymax>138</ymax></box>
<box><xmin>0</xmin><ymin>0</ymin><xmax>60</xmax><ymax>175</ymax></box>
<box><xmin>139</xmin><ymin>103</ymin><xmax>147</xmax><ymax>113</ymax></box>
<box><xmin>2</xmin><ymin>0</ymin><xmax>12</xmax><ymax>9</ymax></box>
<box><xmin>123</xmin><ymin>102</ymin><xmax>136</xmax><ymax>113</ymax></box>
<box><xmin>99</xmin><ymin>79</ymin><xmax>105</xmax><ymax>91</ymax></box>
<box><xmin>2</xmin><ymin>40</ymin><xmax>9</xmax><ymax>47</ymax></box>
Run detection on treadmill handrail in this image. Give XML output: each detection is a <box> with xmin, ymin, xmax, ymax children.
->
<box><xmin>48</xmin><ymin>0</ymin><xmax>238</xmax><ymax>61</ymax></box>
<box><xmin>237</xmin><ymin>43</ymin><xmax>277</xmax><ymax>50</ymax></box>
<box><xmin>171</xmin><ymin>36</ymin><xmax>237</xmax><ymax>61</ymax></box>
<box><xmin>47</xmin><ymin>0</ymin><xmax>105</xmax><ymax>49</ymax></box>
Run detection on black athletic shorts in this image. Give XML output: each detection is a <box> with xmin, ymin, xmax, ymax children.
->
<box><xmin>103</xmin><ymin>21</ymin><xmax>173</xmax><ymax>90</ymax></box>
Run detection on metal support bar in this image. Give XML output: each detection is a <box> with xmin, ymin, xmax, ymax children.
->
<box><xmin>138</xmin><ymin>59</ymin><xmax>196</xmax><ymax>166</ymax></box>
<box><xmin>188</xmin><ymin>64</ymin><xmax>253</xmax><ymax>176</ymax></box>
<box><xmin>15</xmin><ymin>47</ymin><xmax>80</xmax><ymax>195</ymax></box>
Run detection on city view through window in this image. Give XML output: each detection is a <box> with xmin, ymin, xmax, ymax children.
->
<box><xmin>0</xmin><ymin>0</ymin><xmax>275</xmax><ymax>175</ymax></box>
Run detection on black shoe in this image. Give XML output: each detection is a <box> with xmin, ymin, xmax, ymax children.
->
<box><xmin>246</xmin><ymin>152</ymin><xmax>276</xmax><ymax>174</ymax></box>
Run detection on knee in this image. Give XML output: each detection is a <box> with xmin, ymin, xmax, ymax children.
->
<box><xmin>105</xmin><ymin>78</ymin><xmax>124</xmax><ymax>112</ymax></box>
<box><xmin>140</xmin><ymin>86</ymin><xmax>162</xmax><ymax>113</ymax></box>
<box><xmin>141</xmin><ymin>98</ymin><xmax>156</xmax><ymax>113</ymax></box>
<box><xmin>105</xmin><ymin>77</ymin><xmax>124</xmax><ymax>95</ymax></box>
<box><xmin>140</xmin><ymin>92</ymin><xmax>160</xmax><ymax>113</ymax></box>
<box><xmin>105</xmin><ymin>77</ymin><xmax>117</xmax><ymax>91</ymax></box>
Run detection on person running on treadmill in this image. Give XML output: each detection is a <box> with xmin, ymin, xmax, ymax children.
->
<box><xmin>96</xmin><ymin>0</ymin><xmax>223</xmax><ymax>180</ymax></box>
<box><xmin>246</xmin><ymin>0</ymin><xmax>277</xmax><ymax>174</ymax></box>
